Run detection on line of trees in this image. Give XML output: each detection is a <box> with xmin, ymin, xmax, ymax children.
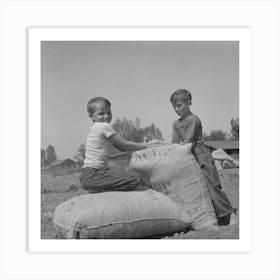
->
<box><xmin>203</xmin><ymin>117</ymin><xmax>239</xmax><ymax>141</ymax></box>
<box><xmin>112</xmin><ymin>117</ymin><xmax>163</xmax><ymax>143</ymax></box>
<box><xmin>42</xmin><ymin>117</ymin><xmax>239</xmax><ymax>168</ymax></box>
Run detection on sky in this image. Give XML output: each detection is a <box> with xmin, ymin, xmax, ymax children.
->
<box><xmin>41</xmin><ymin>41</ymin><xmax>239</xmax><ymax>159</ymax></box>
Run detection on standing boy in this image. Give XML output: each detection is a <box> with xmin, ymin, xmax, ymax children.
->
<box><xmin>170</xmin><ymin>89</ymin><xmax>237</xmax><ymax>225</ymax></box>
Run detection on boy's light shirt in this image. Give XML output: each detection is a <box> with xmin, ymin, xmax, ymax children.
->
<box><xmin>83</xmin><ymin>122</ymin><xmax>116</xmax><ymax>168</ymax></box>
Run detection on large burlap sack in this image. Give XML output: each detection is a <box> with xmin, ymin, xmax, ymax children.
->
<box><xmin>53</xmin><ymin>189</ymin><xmax>191</xmax><ymax>239</ymax></box>
<box><xmin>129</xmin><ymin>144</ymin><xmax>217</xmax><ymax>230</ymax></box>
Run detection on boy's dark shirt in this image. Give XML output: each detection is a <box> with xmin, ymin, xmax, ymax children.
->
<box><xmin>172</xmin><ymin>112</ymin><xmax>204</xmax><ymax>148</ymax></box>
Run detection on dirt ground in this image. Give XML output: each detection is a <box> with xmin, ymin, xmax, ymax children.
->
<box><xmin>41</xmin><ymin>166</ymin><xmax>239</xmax><ymax>239</ymax></box>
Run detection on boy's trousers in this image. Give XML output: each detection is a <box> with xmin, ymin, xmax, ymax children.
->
<box><xmin>192</xmin><ymin>144</ymin><xmax>236</xmax><ymax>219</ymax></box>
<box><xmin>79</xmin><ymin>164</ymin><xmax>143</xmax><ymax>193</ymax></box>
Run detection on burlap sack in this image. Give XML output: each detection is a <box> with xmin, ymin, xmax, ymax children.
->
<box><xmin>129</xmin><ymin>144</ymin><xmax>217</xmax><ymax>230</ymax></box>
<box><xmin>212</xmin><ymin>149</ymin><xmax>239</xmax><ymax>169</ymax></box>
<box><xmin>53</xmin><ymin>189</ymin><xmax>191</xmax><ymax>239</ymax></box>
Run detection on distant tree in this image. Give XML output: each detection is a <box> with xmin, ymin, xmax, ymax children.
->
<box><xmin>230</xmin><ymin>117</ymin><xmax>239</xmax><ymax>140</ymax></box>
<box><xmin>41</xmin><ymin>148</ymin><xmax>47</xmax><ymax>168</ymax></box>
<box><xmin>45</xmin><ymin>145</ymin><xmax>57</xmax><ymax>166</ymax></box>
<box><xmin>74</xmin><ymin>143</ymin><xmax>86</xmax><ymax>166</ymax></box>
<box><xmin>135</xmin><ymin>117</ymin><xmax>141</xmax><ymax>131</ymax></box>
<box><xmin>112</xmin><ymin>117</ymin><xmax>137</xmax><ymax>141</ymax></box>
<box><xmin>203</xmin><ymin>129</ymin><xmax>228</xmax><ymax>141</ymax></box>
<box><xmin>142</xmin><ymin>123</ymin><xmax>163</xmax><ymax>141</ymax></box>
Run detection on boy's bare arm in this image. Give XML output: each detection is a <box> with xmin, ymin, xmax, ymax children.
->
<box><xmin>112</xmin><ymin>134</ymin><xmax>148</xmax><ymax>152</ymax></box>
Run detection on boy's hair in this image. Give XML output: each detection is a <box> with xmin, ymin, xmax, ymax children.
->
<box><xmin>87</xmin><ymin>97</ymin><xmax>111</xmax><ymax>117</ymax></box>
<box><xmin>170</xmin><ymin>89</ymin><xmax>192</xmax><ymax>105</ymax></box>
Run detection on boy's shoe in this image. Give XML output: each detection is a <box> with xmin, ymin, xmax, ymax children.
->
<box><xmin>217</xmin><ymin>211</ymin><xmax>238</xmax><ymax>226</ymax></box>
<box><xmin>217</xmin><ymin>214</ymin><xmax>230</xmax><ymax>226</ymax></box>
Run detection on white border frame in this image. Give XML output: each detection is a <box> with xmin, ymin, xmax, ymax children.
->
<box><xmin>28</xmin><ymin>27</ymin><xmax>252</xmax><ymax>253</ymax></box>
<box><xmin>1</xmin><ymin>1</ymin><xmax>279</xmax><ymax>279</ymax></box>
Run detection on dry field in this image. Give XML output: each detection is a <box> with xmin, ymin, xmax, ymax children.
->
<box><xmin>41</xmin><ymin>164</ymin><xmax>239</xmax><ymax>239</ymax></box>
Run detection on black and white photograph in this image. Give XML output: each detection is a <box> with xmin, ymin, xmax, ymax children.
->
<box><xmin>28</xmin><ymin>27</ymin><xmax>252</xmax><ymax>254</ymax></box>
<box><xmin>40</xmin><ymin>38</ymin><xmax>240</xmax><ymax>240</ymax></box>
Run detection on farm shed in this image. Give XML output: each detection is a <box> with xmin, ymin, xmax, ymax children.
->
<box><xmin>204</xmin><ymin>140</ymin><xmax>239</xmax><ymax>156</ymax></box>
<box><xmin>48</xmin><ymin>159</ymin><xmax>77</xmax><ymax>169</ymax></box>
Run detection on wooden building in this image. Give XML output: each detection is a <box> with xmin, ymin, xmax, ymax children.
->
<box><xmin>48</xmin><ymin>159</ymin><xmax>78</xmax><ymax>169</ymax></box>
<box><xmin>204</xmin><ymin>140</ymin><xmax>239</xmax><ymax>156</ymax></box>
